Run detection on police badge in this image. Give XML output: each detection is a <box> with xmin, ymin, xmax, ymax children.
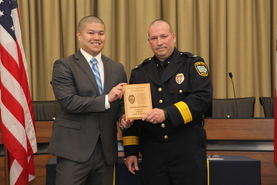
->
<box><xmin>175</xmin><ymin>73</ymin><xmax>185</xmax><ymax>84</ymax></box>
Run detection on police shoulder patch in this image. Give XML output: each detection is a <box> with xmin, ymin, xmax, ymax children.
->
<box><xmin>194</xmin><ymin>61</ymin><xmax>208</xmax><ymax>77</ymax></box>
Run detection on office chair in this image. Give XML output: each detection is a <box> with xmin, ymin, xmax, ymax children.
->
<box><xmin>259</xmin><ymin>97</ymin><xmax>274</xmax><ymax>117</ymax></box>
<box><xmin>212</xmin><ymin>97</ymin><xmax>255</xmax><ymax>118</ymax></box>
<box><xmin>32</xmin><ymin>100</ymin><xmax>61</xmax><ymax>121</ymax></box>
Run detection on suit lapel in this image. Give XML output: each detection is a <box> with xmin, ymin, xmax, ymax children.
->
<box><xmin>145</xmin><ymin>58</ymin><xmax>160</xmax><ymax>86</ymax></box>
<box><xmin>102</xmin><ymin>55</ymin><xmax>110</xmax><ymax>94</ymax></box>
<box><xmin>75</xmin><ymin>51</ymin><xmax>100</xmax><ymax>94</ymax></box>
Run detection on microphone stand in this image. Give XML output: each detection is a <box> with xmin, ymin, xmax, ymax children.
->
<box><xmin>229</xmin><ymin>72</ymin><xmax>239</xmax><ymax>117</ymax></box>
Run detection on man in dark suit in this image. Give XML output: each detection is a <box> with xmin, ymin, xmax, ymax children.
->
<box><xmin>48</xmin><ymin>15</ymin><xmax>132</xmax><ymax>185</ymax></box>
<box><xmin>122</xmin><ymin>19</ymin><xmax>212</xmax><ymax>185</ymax></box>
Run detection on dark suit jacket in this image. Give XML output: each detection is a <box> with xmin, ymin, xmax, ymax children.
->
<box><xmin>47</xmin><ymin>50</ymin><xmax>127</xmax><ymax>165</ymax></box>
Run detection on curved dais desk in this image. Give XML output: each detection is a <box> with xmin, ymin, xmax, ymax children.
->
<box><xmin>46</xmin><ymin>155</ymin><xmax>260</xmax><ymax>185</ymax></box>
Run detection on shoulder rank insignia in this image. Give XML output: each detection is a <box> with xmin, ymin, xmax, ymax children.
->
<box><xmin>175</xmin><ymin>73</ymin><xmax>185</xmax><ymax>84</ymax></box>
<box><xmin>194</xmin><ymin>61</ymin><xmax>208</xmax><ymax>77</ymax></box>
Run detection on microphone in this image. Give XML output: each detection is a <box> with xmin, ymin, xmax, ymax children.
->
<box><xmin>228</xmin><ymin>72</ymin><xmax>233</xmax><ymax>79</ymax></box>
<box><xmin>228</xmin><ymin>72</ymin><xmax>239</xmax><ymax>117</ymax></box>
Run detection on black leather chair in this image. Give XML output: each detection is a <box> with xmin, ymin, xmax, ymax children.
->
<box><xmin>32</xmin><ymin>100</ymin><xmax>61</xmax><ymax>121</ymax></box>
<box><xmin>259</xmin><ymin>97</ymin><xmax>274</xmax><ymax>117</ymax></box>
<box><xmin>212</xmin><ymin>97</ymin><xmax>255</xmax><ymax>118</ymax></box>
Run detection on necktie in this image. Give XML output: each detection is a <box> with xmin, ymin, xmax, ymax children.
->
<box><xmin>91</xmin><ymin>58</ymin><xmax>103</xmax><ymax>95</ymax></box>
<box><xmin>158</xmin><ymin>61</ymin><xmax>168</xmax><ymax>78</ymax></box>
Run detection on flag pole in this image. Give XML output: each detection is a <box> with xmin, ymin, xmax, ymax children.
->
<box><xmin>4</xmin><ymin>146</ymin><xmax>10</xmax><ymax>185</ymax></box>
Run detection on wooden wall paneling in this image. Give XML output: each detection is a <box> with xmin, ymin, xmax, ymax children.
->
<box><xmin>204</xmin><ymin>118</ymin><xmax>274</xmax><ymax>140</ymax></box>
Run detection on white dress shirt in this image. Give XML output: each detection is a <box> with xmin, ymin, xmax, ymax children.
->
<box><xmin>80</xmin><ymin>48</ymin><xmax>110</xmax><ymax>109</ymax></box>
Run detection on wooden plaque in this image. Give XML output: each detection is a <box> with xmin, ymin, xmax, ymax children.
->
<box><xmin>124</xmin><ymin>83</ymin><xmax>152</xmax><ymax>120</ymax></box>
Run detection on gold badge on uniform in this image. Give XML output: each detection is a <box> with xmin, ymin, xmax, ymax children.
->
<box><xmin>194</xmin><ymin>61</ymin><xmax>208</xmax><ymax>77</ymax></box>
<box><xmin>175</xmin><ymin>73</ymin><xmax>185</xmax><ymax>84</ymax></box>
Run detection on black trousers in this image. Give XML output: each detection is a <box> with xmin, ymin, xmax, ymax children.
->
<box><xmin>140</xmin><ymin>126</ymin><xmax>207</xmax><ymax>185</ymax></box>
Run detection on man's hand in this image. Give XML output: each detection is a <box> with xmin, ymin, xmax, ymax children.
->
<box><xmin>120</xmin><ymin>114</ymin><xmax>134</xmax><ymax>129</ymax></box>
<box><xmin>125</xmin><ymin>155</ymin><xmax>139</xmax><ymax>175</ymax></box>
<box><xmin>108</xmin><ymin>83</ymin><xmax>127</xmax><ymax>102</ymax></box>
<box><xmin>142</xmin><ymin>108</ymin><xmax>166</xmax><ymax>124</ymax></box>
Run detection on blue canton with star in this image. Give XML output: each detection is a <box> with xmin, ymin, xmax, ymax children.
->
<box><xmin>0</xmin><ymin>0</ymin><xmax>18</xmax><ymax>41</ymax></box>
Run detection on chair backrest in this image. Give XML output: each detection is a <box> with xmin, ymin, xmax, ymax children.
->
<box><xmin>259</xmin><ymin>97</ymin><xmax>274</xmax><ymax>117</ymax></box>
<box><xmin>32</xmin><ymin>101</ymin><xmax>61</xmax><ymax>121</ymax></box>
<box><xmin>212</xmin><ymin>97</ymin><xmax>255</xmax><ymax>118</ymax></box>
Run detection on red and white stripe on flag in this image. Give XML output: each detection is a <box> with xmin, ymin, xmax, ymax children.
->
<box><xmin>0</xmin><ymin>0</ymin><xmax>37</xmax><ymax>184</ymax></box>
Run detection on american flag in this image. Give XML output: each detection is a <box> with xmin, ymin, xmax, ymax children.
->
<box><xmin>0</xmin><ymin>0</ymin><xmax>37</xmax><ymax>184</ymax></box>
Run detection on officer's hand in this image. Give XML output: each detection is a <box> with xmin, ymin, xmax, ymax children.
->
<box><xmin>125</xmin><ymin>155</ymin><xmax>139</xmax><ymax>175</ymax></box>
<box><xmin>142</xmin><ymin>108</ymin><xmax>166</xmax><ymax>124</ymax></box>
<box><xmin>119</xmin><ymin>114</ymin><xmax>134</xmax><ymax>129</ymax></box>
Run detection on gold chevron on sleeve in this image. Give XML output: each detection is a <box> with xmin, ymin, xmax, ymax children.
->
<box><xmin>123</xmin><ymin>136</ymin><xmax>139</xmax><ymax>146</ymax></box>
<box><xmin>174</xmin><ymin>101</ymin><xmax>193</xmax><ymax>124</ymax></box>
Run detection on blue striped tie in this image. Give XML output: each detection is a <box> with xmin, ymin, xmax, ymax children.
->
<box><xmin>91</xmin><ymin>58</ymin><xmax>103</xmax><ymax>95</ymax></box>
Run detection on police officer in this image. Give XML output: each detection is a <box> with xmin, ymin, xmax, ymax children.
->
<box><xmin>122</xmin><ymin>19</ymin><xmax>213</xmax><ymax>185</ymax></box>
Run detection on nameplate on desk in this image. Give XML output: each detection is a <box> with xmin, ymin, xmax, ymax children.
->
<box><xmin>207</xmin><ymin>157</ymin><xmax>224</xmax><ymax>160</ymax></box>
<box><xmin>207</xmin><ymin>155</ymin><xmax>224</xmax><ymax>160</ymax></box>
